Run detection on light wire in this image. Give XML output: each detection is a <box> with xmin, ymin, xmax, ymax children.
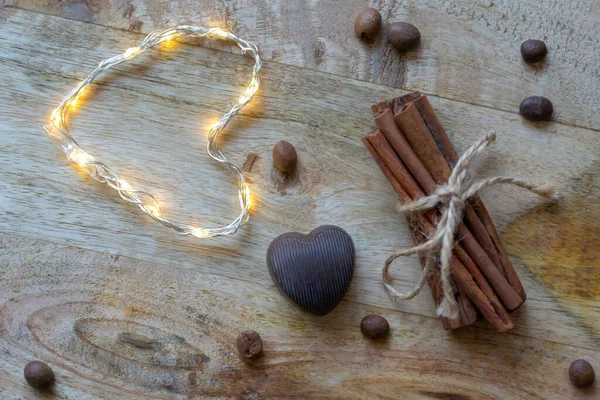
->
<box><xmin>45</xmin><ymin>26</ymin><xmax>262</xmax><ymax>238</ymax></box>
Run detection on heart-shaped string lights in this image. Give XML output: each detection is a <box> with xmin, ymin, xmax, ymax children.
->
<box><xmin>45</xmin><ymin>26</ymin><xmax>262</xmax><ymax>238</ymax></box>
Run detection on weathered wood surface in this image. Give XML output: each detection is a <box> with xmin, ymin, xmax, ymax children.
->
<box><xmin>7</xmin><ymin>0</ymin><xmax>600</xmax><ymax>132</ymax></box>
<box><xmin>0</xmin><ymin>6</ymin><xmax>598</xmax><ymax>399</ymax></box>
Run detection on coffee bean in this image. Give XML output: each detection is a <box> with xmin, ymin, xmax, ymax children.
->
<box><xmin>569</xmin><ymin>359</ymin><xmax>595</xmax><ymax>388</ymax></box>
<box><xmin>273</xmin><ymin>140</ymin><xmax>297</xmax><ymax>173</ymax></box>
<box><xmin>361</xmin><ymin>314</ymin><xmax>390</xmax><ymax>339</ymax></box>
<box><xmin>519</xmin><ymin>96</ymin><xmax>553</xmax><ymax>121</ymax></box>
<box><xmin>388</xmin><ymin>22</ymin><xmax>421</xmax><ymax>52</ymax></box>
<box><xmin>24</xmin><ymin>361</ymin><xmax>55</xmax><ymax>389</ymax></box>
<box><xmin>236</xmin><ymin>330</ymin><xmax>263</xmax><ymax>359</ymax></box>
<box><xmin>521</xmin><ymin>40</ymin><xmax>547</xmax><ymax>63</ymax></box>
<box><xmin>354</xmin><ymin>8</ymin><xmax>382</xmax><ymax>40</ymax></box>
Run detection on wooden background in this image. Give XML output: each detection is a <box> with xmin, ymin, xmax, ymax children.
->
<box><xmin>0</xmin><ymin>1</ymin><xmax>598</xmax><ymax>399</ymax></box>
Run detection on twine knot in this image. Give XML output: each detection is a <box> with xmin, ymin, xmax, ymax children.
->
<box><xmin>434</xmin><ymin>186</ymin><xmax>465</xmax><ymax>207</ymax></box>
<box><xmin>382</xmin><ymin>132</ymin><xmax>558</xmax><ymax>320</ymax></box>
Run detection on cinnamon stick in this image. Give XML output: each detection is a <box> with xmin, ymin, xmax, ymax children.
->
<box><xmin>362</xmin><ymin>134</ymin><xmax>513</xmax><ymax>332</ymax></box>
<box><xmin>373</xmin><ymin>112</ymin><xmax>522</xmax><ymax>311</ymax></box>
<box><xmin>372</xmin><ymin>109</ymin><xmax>434</xmax><ymax>192</ymax></box>
<box><xmin>455</xmin><ymin>268</ymin><xmax>481</xmax><ymax>328</ymax></box>
<box><xmin>401</xmin><ymin>93</ymin><xmax>526</xmax><ymax>301</ymax></box>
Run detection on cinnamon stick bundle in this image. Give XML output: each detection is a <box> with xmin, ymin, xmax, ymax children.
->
<box><xmin>363</xmin><ymin>92</ymin><xmax>524</xmax><ymax>332</ymax></box>
<box><xmin>363</xmin><ymin>136</ymin><xmax>479</xmax><ymax>330</ymax></box>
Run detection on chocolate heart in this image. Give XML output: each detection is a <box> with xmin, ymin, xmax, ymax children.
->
<box><xmin>267</xmin><ymin>225</ymin><xmax>355</xmax><ymax>315</ymax></box>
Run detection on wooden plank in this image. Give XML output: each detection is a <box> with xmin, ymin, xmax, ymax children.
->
<box><xmin>0</xmin><ymin>233</ymin><xmax>598</xmax><ymax>399</ymax></box>
<box><xmin>6</xmin><ymin>0</ymin><xmax>600</xmax><ymax>131</ymax></box>
<box><xmin>0</xmin><ymin>8</ymin><xmax>598</xmax><ymax>398</ymax></box>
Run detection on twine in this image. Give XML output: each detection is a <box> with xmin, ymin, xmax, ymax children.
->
<box><xmin>382</xmin><ymin>132</ymin><xmax>558</xmax><ymax>319</ymax></box>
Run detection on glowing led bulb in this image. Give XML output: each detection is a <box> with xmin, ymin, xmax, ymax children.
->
<box><xmin>51</xmin><ymin>111</ymin><xmax>62</xmax><ymax>126</ymax></box>
<box><xmin>239</xmin><ymin>87</ymin><xmax>256</xmax><ymax>103</ymax></box>
<box><xmin>123</xmin><ymin>46</ymin><xmax>141</xmax><ymax>59</ymax></box>
<box><xmin>67</xmin><ymin>148</ymin><xmax>93</xmax><ymax>165</ymax></box>
<box><xmin>209</xmin><ymin>28</ymin><xmax>229</xmax><ymax>39</ymax></box>
<box><xmin>249</xmin><ymin>76</ymin><xmax>259</xmax><ymax>89</ymax></box>
<box><xmin>239</xmin><ymin>90</ymin><xmax>251</xmax><ymax>103</ymax></box>
<box><xmin>69</xmin><ymin>87</ymin><xmax>86</xmax><ymax>107</ymax></box>
<box><xmin>119</xmin><ymin>179</ymin><xmax>133</xmax><ymax>192</ymax></box>
<box><xmin>239</xmin><ymin>77</ymin><xmax>258</xmax><ymax>103</ymax></box>
<box><xmin>191</xmin><ymin>228</ymin><xmax>210</xmax><ymax>238</ymax></box>
<box><xmin>160</xmin><ymin>33</ymin><xmax>180</xmax><ymax>49</ymax></box>
<box><xmin>143</xmin><ymin>203</ymin><xmax>161</xmax><ymax>217</ymax></box>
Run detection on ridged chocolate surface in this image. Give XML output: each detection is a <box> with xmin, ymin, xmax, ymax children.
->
<box><xmin>267</xmin><ymin>226</ymin><xmax>355</xmax><ymax>316</ymax></box>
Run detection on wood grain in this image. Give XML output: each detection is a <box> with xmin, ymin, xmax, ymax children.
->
<box><xmin>1</xmin><ymin>234</ymin><xmax>599</xmax><ymax>399</ymax></box>
<box><xmin>0</xmin><ymin>7</ymin><xmax>599</xmax><ymax>399</ymax></box>
<box><xmin>6</xmin><ymin>0</ymin><xmax>600</xmax><ymax>131</ymax></box>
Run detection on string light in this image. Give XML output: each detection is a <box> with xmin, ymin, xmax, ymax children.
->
<box><xmin>45</xmin><ymin>26</ymin><xmax>262</xmax><ymax>238</ymax></box>
<box><xmin>161</xmin><ymin>33</ymin><xmax>179</xmax><ymax>43</ymax></box>
<box><xmin>123</xmin><ymin>46</ymin><xmax>141</xmax><ymax>59</ymax></box>
<box><xmin>67</xmin><ymin>147</ymin><xmax>94</xmax><ymax>165</ymax></box>
<box><xmin>208</xmin><ymin>28</ymin><xmax>230</xmax><ymax>39</ymax></box>
<box><xmin>191</xmin><ymin>228</ymin><xmax>210</xmax><ymax>238</ymax></box>
<box><xmin>143</xmin><ymin>203</ymin><xmax>161</xmax><ymax>217</ymax></box>
<box><xmin>118</xmin><ymin>179</ymin><xmax>133</xmax><ymax>192</ymax></box>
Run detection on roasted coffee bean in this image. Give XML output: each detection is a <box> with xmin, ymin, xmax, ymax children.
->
<box><xmin>388</xmin><ymin>22</ymin><xmax>420</xmax><ymax>51</ymax></box>
<box><xmin>355</xmin><ymin>8</ymin><xmax>382</xmax><ymax>40</ymax></box>
<box><xmin>24</xmin><ymin>361</ymin><xmax>55</xmax><ymax>389</ymax></box>
<box><xmin>361</xmin><ymin>314</ymin><xmax>390</xmax><ymax>339</ymax></box>
<box><xmin>569</xmin><ymin>359</ymin><xmax>595</xmax><ymax>388</ymax></box>
<box><xmin>273</xmin><ymin>140</ymin><xmax>297</xmax><ymax>173</ymax></box>
<box><xmin>519</xmin><ymin>96</ymin><xmax>553</xmax><ymax>120</ymax></box>
<box><xmin>236</xmin><ymin>330</ymin><xmax>263</xmax><ymax>359</ymax></box>
<box><xmin>521</xmin><ymin>40</ymin><xmax>547</xmax><ymax>63</ymax></box>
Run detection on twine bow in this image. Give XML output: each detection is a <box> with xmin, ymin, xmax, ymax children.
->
<box><xmin>382</xmin><ymin>132</ymin><xmax>558</xmax><ymax>319</ymax></box>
